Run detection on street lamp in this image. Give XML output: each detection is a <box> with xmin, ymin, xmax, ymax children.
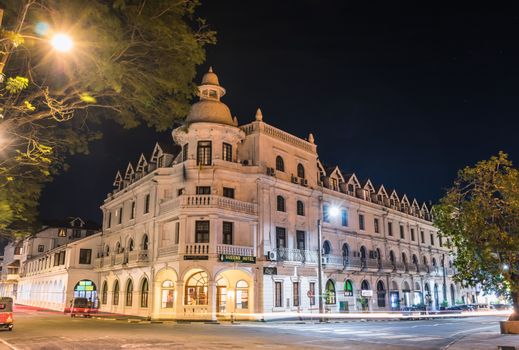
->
<box><xmin>51</xmin><ymin>33</ymin><xmax>73</xmax><ymax>52</ymax></box>
<box><xmin>317</xmin><ymin>202</ymin><xmax>339</xmax><ymax>322</ymax></box>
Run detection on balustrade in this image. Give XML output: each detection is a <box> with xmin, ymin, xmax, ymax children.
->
<box><xmin>217</xmin><ymin>244</ymin><xmax>254</xmax><ymax>257</ymax></box>
<box><xmin>185</xmin><ymin>243</ymin><xmax>209</xmax><ymax>255</ymax></box>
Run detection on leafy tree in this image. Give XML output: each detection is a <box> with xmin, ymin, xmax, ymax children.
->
<box><xmin>434</xmin><ymin>152</ymin><xmax>519</xmax><ymax>320</ymax></box>
<box><xmin>0</xmin><ymin>0</ymin><xmax>215</xmax><ymax>237</ymax></box>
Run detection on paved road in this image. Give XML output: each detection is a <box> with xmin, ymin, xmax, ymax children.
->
<box><xmin>0</xmin><ymin>306</ymin><xmax>513</xmax><ymax>350</ymax></box>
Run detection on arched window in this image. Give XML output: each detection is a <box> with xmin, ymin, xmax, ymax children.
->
<box><xmin>125</xmin><ymin>279</ymin><xmax>133</xmax><ymax>306</ymax></box>
<box><xmin>377</xmin><ymin>280</ymin><xmax>386</xmax><ymax>308</ymax></box>
<box><xmin>325</xmin><ymin>279</ymin><xmax>336</xmax><ymax>304</ymax></box>
<box><xmin>128</xmin><ymin>239</ymin><xmax>134</xmax><ymax>252</ymax></box>
<box><xmin>297</xmin><ymin>163</ymin><xmax>305</xmax><ymax>178</ymax></box>
<box><xmin>105</xmin><ymin>245</ymin><xmax>110</xmax><ymax>257</ymax></box>
<box><xmin>142</xmin><ymin>234</ymin><xmax>149</xmax><ymax>251</ymax></box>
<box><xmin>344</xmin><ymin>279</ymin><xmax>354</xmax><ymax>296</ymax></box>
<box><xmin>401</xmin><ymin>252</ymin><xmax>407</xmax><ymax>264</ymax></box>
<box><xmin>361</xmin><ymin>280</ymin><xmax>370</xmax><ymax>291</ymax></box>
<box><xmin>161</xmin><ymin>280</ymin><xmax>175</xmax><ymax>308</ymax></box>
<box><xmin>140</xmin><ymin>278</ymin><xmax>149</xmax><ymax>307</ymax></box>
<box><xmin>275</xmin><ymin>156</ymin><xmax>284</xmax><ymax>172</ymax></box>
<box><xmin>277</xmin><ymin>196</ymin><xmax>285</xmax><ymax>212</ymax></box>
<box><xmin>236</xmin><ymin>280</ymin><xmax>249</xmax><ymax>309</ymax></box>
<box><xmin>296</xmin><ymin>200</ymin><xmax>304</xmax><ymax>216</ymax></box>
<box><xmin>432</xmin><ymin>257</ymin><xmax>437</xmax><ymax>267</ymax></box>
<box><xmin>389</xmin><ymin>250</ymin><xmax>395</xmax><ymax>262</ymax></box>
<box><xmin>412</xmin><ymin>254</ymin><xmax>418</xmax><ymax>265</ymax></box>
<box><xmin>360</xmin><ymin>246</ymin><xmax>367</xmax><ymax>259</ymax></box>
<box><xmin>342</xmin><ymin>243</ymin><xmax>349</xmax><ymax>258</ymax></box>
<box><xmin>323</xmin><ymin>240</ymin><xmax>331</xmax><ymax>255</ymax></box>
<box><xmin>450</xmin><ymin>284</ymin><xmax>456</xmax><ymax>305</ymax></box>
<box><xmin>115</xmin><ymin>241</ymin><xmax>121</xmax><ymax>254</ymax></box>
<box><xmin>101</xmin><ymin>281</ymin><xmax>108</xmax><ymax>304</ymax></box>
<box><xmin>113</xmin><ymin>280</ymin><xmax>120</xmax><ymax>305</ymax></box>
<box><xmin>185</xmin><ymin>271</ymin><xmax>208</xmax><ymax>305</ymax></box>
<box><xmin>376</xmin><ymin>248</ymin><xmax>382</xmax><ymax>262</ymax></box>
<box><xmin>423</xmin><ymin>256</ymin><xmax>428</xmax><ymax>266</ymax></box>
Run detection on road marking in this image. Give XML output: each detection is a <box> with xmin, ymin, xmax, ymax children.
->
<box><xmin>0</xmin><ymin>338</ymin><xmax>18</xmax><ymax>350</ymax></box>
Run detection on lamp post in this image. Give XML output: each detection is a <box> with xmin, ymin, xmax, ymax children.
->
<box><xmin>317</xmin><ymin>201</ymin><xmax>339</xmax><ymax>322</ymax></box>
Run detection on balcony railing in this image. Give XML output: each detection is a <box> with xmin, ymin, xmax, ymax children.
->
<box><xmin>160</xmin><ymin>195</ymin><xmax>257</xmax><ymax>216</ymax></box>
<box><xmin>379</xmin><ymin>259</ymin><xmax>395</xmax><ymax>272</ymax></box>
<box><xmin>393</xmin><ymin>261</ymin><xmax>406</xmax><ymax>273</ymax></box>
<box><xmin>363</xmin><ymin>258</ymin><xmax>379</xmax><ymax>270</ymax></box>
<box><xmin>185</xmin><ymin>243</ymin><xmax>209</xmax><ymax>255</ymax></box>
<box><xmin>418</xmin><ymin>264</ymin><xmax>429</xmax><ymax>274</ymax></box>
<box><xmin>217</xmin><ymin>244</ymin><xmax>254</xmax><ymax>257</ymax></box>
<box><xmin>275</xmin><ymin>248</ymin><xmax>318</xmax><ymax>263</ymax></box>
<box><xmin>128</xmin><ymin>249</ymin><xmax>149</xmax><ymax>263</ymax></box>
<box><xmin>114</xmin><ymin>252</ymin><xmax>127</xmax><ymax>265</ymax></box>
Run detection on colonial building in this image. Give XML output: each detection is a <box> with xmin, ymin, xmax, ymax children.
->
<box><xmin>0</xmin><ymin>217</ymin><xmax>100</xmax><ymax>310</ymax></box>
<box><xmin>95</xmin><ymin>68</ymin><xmax>476</xmax><ymax>321</ymax></box>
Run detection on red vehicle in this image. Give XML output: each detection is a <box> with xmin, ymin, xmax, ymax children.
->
<box><xmin>69</xmin><ymin>297</ymin><xmax>96</xmax><ymax>318</ymax></box>
<box><xmin>0</xmin><ymin>297</ymin><xmax>14</xmax><ymax>331</ymax></box>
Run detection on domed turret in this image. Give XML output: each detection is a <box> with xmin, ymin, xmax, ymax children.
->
<box><xmin>186</xmin><ymin>67</ymin><xmax>234</xmax><ymax>126</ymax></box>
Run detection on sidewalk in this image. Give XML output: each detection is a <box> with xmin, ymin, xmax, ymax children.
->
<box><xmin>447</xmin><ymin>331</ymin><xmax>519</xmax><ymax>349</ymax></box>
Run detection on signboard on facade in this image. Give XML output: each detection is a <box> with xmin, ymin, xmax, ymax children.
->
<box><xmin>361</xmin><ymin>290</ymin><xmax>373</xmax><ymax>297</ymax></box>
<box><xmin>183</xmin><ymin>255</ymin><xmax>208</xmax><ymax>260</ymax></box>
<box><xmin>263</xmin><ymin>267</ymin><xmax>277</xmax><ymax>275</ymax></box>
<box><xmin>219</xmin><ymin>254</ymin><xmax>256</xmax><ymax>264</ymax></box>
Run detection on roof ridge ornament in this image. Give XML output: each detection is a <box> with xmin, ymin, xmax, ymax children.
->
<box><xmin>308</xmin><ymin>133</ymin><xmax>314</xmax><ymax>144</ymax></box>
<box><xmin>255</xmin><ymin>107</ymin><xmax>263</xmax><ymax>121</ymax></box>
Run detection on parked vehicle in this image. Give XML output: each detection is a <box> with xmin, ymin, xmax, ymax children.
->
<box><xmin>69</xmin><ymin>297</ymin><xmax>96</xmax><ymax>318</ymax></box>
<box><xmin>0</xmin><ymin>297</ymin><xmax>14</xmax><ymax>331</ymax></box>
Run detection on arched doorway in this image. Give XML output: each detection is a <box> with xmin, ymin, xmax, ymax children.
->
<box><xmin>402</xmin><ymin>281</ymin><xmax>411</xmax><ymax>307</ymax></box>
<box><xmin>376</xmin><ymin>281</ymin><xmax>386</xmax><ymax>308</ymax></box>
<box><xmin>185</xmin><ymin>271</ymin><xmax>208</xmax><ymax>305</ymax></box>
<box><xmin>74</xmin><ymin>280</ymin><xmax>97</xmax><ymax>307</ymax></box>
<box><xmin>360</xmin><ymin>280</ymin><xmax>370</xmax><ymax>311</ymax></box>
<box><xmin>389</xmin><ymin>280</ymin><xmax>400</xmax><ymax>310</ymax></box>
<box><xmin>414</xmin><ymin>282</ymin><xmax>423</xmax><ymax>305</ymax></box>
<box><xmin>424</xmin><ymin>283</ymin><xmax>432</xmax><ymax>308</ymax></box>
<box><xmin>214</xmin><ymin>269</ymin><xmax>253</xmax><ymax>317</ymax></box>
<box><xmin>325</xmin><ymin>279</ymin><xmax>336</xmax><ymax>305</ymax></box>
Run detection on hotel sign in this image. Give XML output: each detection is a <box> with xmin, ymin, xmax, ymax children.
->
<box><xmin>219</xmin><ymin>254</ymin><xmax>256</xmax><ymax>264</ymax></box>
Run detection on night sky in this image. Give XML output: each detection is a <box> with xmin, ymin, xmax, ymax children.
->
<box><xmin>39</xmin><ymin>1</ymin><xmax>519</xmax><ymax>224</ymax></box>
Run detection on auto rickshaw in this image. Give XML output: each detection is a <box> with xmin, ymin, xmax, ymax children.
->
<box><xmin>0</xmin><ymin>297</ymin><xmax>14</xmax><ymax>331</ymax></box>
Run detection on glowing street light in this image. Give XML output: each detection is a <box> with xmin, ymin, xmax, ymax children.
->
<box><xmin>317</xmin><ymin>201</ymin><xmax>340</xmax><ymax>322</ymax></box>
<box><xmin>51</xmin><ymin>33</ymin><xmax>73</xmax><ymax>52</ymax></box>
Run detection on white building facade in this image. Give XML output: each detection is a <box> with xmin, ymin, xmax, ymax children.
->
<box><xmin>0</xmin><ymin>217</ymin><xmax>101</xmax><ymax>311</ymax></box>
<box><xmin>95</xmin><ymin>68</ymin><xmax>476</xmax><ymax>321</ymax></box>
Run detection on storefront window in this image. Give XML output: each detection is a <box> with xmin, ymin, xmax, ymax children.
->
<box><xmin>185</xmin><ymin>271</ymin><xmax>208</xmax><ymax>305</ymax></box>
<box><xmin>325</xmin><ymin>279</ymin><xmax>336</xmax><ymax>304</ymax></box>
<box><xmin>235</xmin><ymin>280</ymin><xmax>249</xmax><ymax>309</ymax></box>
<box><xmin>161</xmin><ymin>280</ymin><xmax>175</xmax><ymax>308</ymax></box>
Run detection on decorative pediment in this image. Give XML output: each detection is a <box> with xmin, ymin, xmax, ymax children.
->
<box><xmin>113</xmin><ymin>171</ymin><xmax>123</xmax><ymax>187</ymax></box>
<box><xmin>136</xmin><ymin>153</ymin><xmax>148</xmax><ymax>173</ymax></box>
<box><xmin>70</xmin><ymin>217</ymin><xmax>85</xmax><ymax>227</ymax></box>
<box><xmin>124</xmin><ymin>163</ymin><xmax>135</xmax><ymax>180</ymax></box>
<box><xmin>377</xmin><ymin>185</ymin><xmax>388</xmax><ymax>198</ymax></box>
<box><xmin>345</xmin><ymin>173</ymin><xmax>361</xmax><ymax>188</ymax></box>
<box><xmin>316</xmin><ymin>159</ymin><xmax>326</xmax><ymax>178</ymax></box>
<box><xmin>411</xmin><ymin>198</ymin><xmax>420</xmax><ymax>212</ymax></box>
<box><xmin>363</xmin><ymin>179</ymin><xmax>375</xmax><ymax>193</ymax></box>
<box><xmin>150</xmin><ymin>142</ymin><xmax>164</xmax><ymax>163</ymax></box>
<box><xmin>401</xmin><ymin>194</ymin><xmax>410</xmax><ymax>208</ymax></box>
<box><xmin>330</xmin><ymin>166</ymin><xmax>345</xmax><ymax>182</ymax></box>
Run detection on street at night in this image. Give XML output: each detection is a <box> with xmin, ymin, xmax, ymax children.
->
<box><xmin>0</xmin><ymin>306</ymin><xmax>518</xmax><ymax>350</ymax></box>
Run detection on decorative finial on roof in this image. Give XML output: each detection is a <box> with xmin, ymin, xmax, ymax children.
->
<box><xmin>308</xmin><ymin>133</ymin><xmax>315</xmax><ymax>144</ymax></box>
<box><xmin>233</xmin><ymin>116</ymin><xmax>238</xmax><ymax>126</ymax></box>
<box><xmin>255</xmin><ymin>108</ymin><xmax>263</xmax><ymax>121</ymax></box>
<box><xmin>208</xmin><ymin>66</ymin><xmax>213</xmax><ymax>73</ymax></box>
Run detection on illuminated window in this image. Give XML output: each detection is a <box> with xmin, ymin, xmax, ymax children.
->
<box><xmin>341</xmin><ymin>209</ymin><xmax>348</xmax><ymax>226</ymax></box>
<box><xmin>125</xmin><ymin>279</ymin><xmax>133</xmax><ymax>307</ymax></box>
<box><xmin>197</xmin><ymin>141</ymin><xmax>212</xmax><ymax>166</ymax></box>
<box><xmin>161</xmin><ymin>280</ymin><xmax>175</xmax><ymax>308</ymax></box>
<box><xmin>113</xmin><ymin>280</ymin><xmax>120</xmax><ymax>305</ymax></box>
<box><xmin>140</xmin><ymin>278</ymin><xmax>149</xmax><ymax>307</ymax></box>
<box><xmin>195</xmin><ymin>221</ymin><xmax>210</xmax><ymax>243</ymax></box>
<box><xmin>223</xmin><ymin>222</ymin><xmax>233</xmax><ymax>245</ymax></box>
<box><xmin>236</xmin><ymin>280</ymin><xmax>249</xmax><ymax>309</ymax></box>
<box><xmin>185</xmin><ymin>271</ymin><xmax>208</xmax><ymax>305</ymax></box>
<box><xmin>58</xmin><ymin>228</ymin><xmax>67</xmax><ymax>237</ymax></box>
<box><xmin>222</xmin><ymin>143</ymin><xmax>232</xmax><ymax>162</ymax></box>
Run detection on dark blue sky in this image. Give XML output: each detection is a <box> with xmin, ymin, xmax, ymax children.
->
<box><xmin>39</xmin><ymin>1</ymin><xmax>519</xmax><ymax>224</ymax></box>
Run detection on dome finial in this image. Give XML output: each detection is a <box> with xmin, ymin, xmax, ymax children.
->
<box><xmin>255</xmin><ymin>108</ymin><xmax>263</xmax><ymax>121</ymax></box>
<box><xmin>208</xmin><ymin>66</ymin><xmax>213</xmax><ymax>73</ymax></box>
<box><xmin>308</xmin><ymin>133</ymin><xmax>315</xmax><ymax>144</ymax></box>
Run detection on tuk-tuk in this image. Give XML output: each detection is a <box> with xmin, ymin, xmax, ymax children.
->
<box><xmin>70</xmin><ymin>297</ymin><xmax>96</xmax><ymax>318</ymax></box>
<box><xmin>0</xmin><ymin>297</ymin><xmax>14</xmax><ymax>331</ymax></box>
